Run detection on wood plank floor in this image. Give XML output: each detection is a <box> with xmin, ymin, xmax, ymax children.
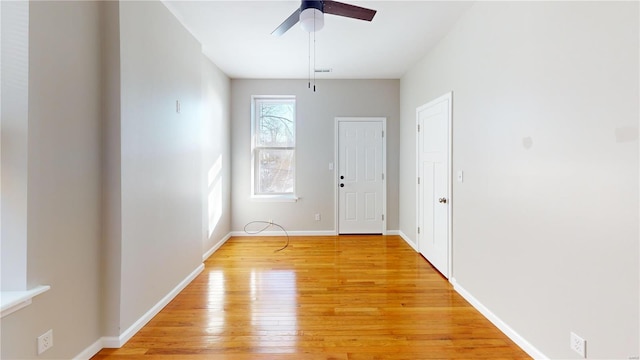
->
<box><xmin>93</xmin><ymin>235</ymin><xmax>530</xmax><ymax>359</ymax></box>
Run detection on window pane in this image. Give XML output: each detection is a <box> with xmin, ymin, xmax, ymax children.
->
<box><xmin>257</xmin><ymin>149</ymin><xmax>295</xmax><ymax>194</ymax></box>
<box><xmin>257</xmin><ymin>101</ymin><xmax>295</xmax><ymax>147</ymax></box>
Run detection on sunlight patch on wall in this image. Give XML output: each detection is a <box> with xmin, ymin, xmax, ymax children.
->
<box><xmin>207</xmin><ymin>155</ymin><xmax>222</xmax><ymax>237</ymax></box>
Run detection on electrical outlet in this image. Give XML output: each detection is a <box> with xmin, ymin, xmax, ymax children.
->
<box><xmin>570</xmin><ymin>331</ymin><xmax>586</xmax><ymax>358</ymax></box>
<box><xmin>315</xmin><ymin>213</ymin><xmax>321</xmax><ymax>221</ymax></box>
<box><xmin>37</xmin><ymin>329</ymin><xmax>53</xmax><ymax>354</ymax></box>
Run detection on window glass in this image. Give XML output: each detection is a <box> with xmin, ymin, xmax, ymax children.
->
<box><xmin>252</xmin><ymin>96</ymin><xmax>296</xmax><ymax>199</ymax></box>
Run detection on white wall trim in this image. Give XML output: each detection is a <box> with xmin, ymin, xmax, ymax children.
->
<box><xmin>203</xmin><ymin>233</ymin><xmax>232</xmax><ymax>261</ymax></box>
<box><xmin>99</xmin><ymin>336</ymin><xmax>121</xmax><ymax>349</ymax></box>
<box><xmin>105</xmin><ymin>263</ymin><xmax>204</xmax><ymax>349</ymax></box>
<box><xmin>72</xmin><ymin>338</ymin><xmax>105</xmax><ymax>360</ymax></box>
<box><xmin>230</xmin><ymin>230</ymin><xmax>336</xmax><ymax>237</ymax></box>
<box><xmin>230</xmin><ymin>231</ymin><xmax>406</xmax><ymax>238</ymax></box>
<box><xmin>0</xmin><ymin>285</ymin><xmax>50</xmax><ymax>318</ymax></box>
<box><xmin>450</xmin><ymin>278</ymin><xmax>548</xmax><ymax>360</ymax></box>
<box><xmin>398</xmin><ymin>230</ymin><xmax>418</xmax><ymax>252</ymax></box>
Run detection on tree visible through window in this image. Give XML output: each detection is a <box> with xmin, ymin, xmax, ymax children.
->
<box><xmin>252</xmin><ymin>96</ymin><xmax>296</xmax><ymax>197</ymax></box>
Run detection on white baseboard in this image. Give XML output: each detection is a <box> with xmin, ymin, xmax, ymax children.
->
<box><xmin>450</xmin><ymin>278</ymin><xmax>548</xmax><ymax>360</ymax></box>
<box><xmin>232</xmin><ymin>230</ymin><xmax>403</xmax><ymax>237</ymax></box>
<box><xmin>398</xmin><ymin>230</ymin><xmax>418</xmax><ymax>252</ymax></box>
<box><xmin>82</xmin><ymin>263</ymin><xmax>205</xmax><ymax>356</ymax></box>
<box><xmin>72</xmin><ymin>337</ymin><xmax>105</xmax><ymax>360</ymax></box>
<box><xmin>115</xmin><ymin>263</ymin><xmax>205</xmax><ymax>347</ymax></box>
<box><xmin>100</xmin><ymin>336</ymin><xmax>121</xmax><ymax>349</ymax></box>
<box><xmin>230</xmin><ymin>230</ymin><xmax>337</xmax><ymax>237</ymax></box>
<box><xmin>203</xmin><ymin>232</ymin><xmax>232</xmax><ymax>261</ymax></box>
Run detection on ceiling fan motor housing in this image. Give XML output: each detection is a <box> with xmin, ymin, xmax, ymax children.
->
<box><xmin>301</xmin><ymin>1</ymin><xmax>324</xmax><ymax>12</ymax></box>
<box><xmin>300</xmin><ymin>0</ymin><xmax>325</xmax><ymax>32</ymax></box>
<box><xmin>272</xmin><ymin>0</ymin><xmax>376</xmax><ymax>36</ymax></box>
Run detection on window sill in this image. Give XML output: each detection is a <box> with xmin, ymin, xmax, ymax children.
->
<box><xmin>251</xmin><ymin>195</ymin><xmax>299</xmax><ymax>202</ymax></box>
<box><xmin>1</xmin><ymin>285</ymin><xmax>51</xmax><ymax>318</ymax></box>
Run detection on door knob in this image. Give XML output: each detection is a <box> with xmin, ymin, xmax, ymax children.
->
<box><xmin>340</xmin><ymin>184</ymin><xmax>345</xmax><ymax>187</ymax></box>
<box><xmin>438</xmin><ymin>197</ymin><xmax>447</xmax><ymax>204</ymax></box>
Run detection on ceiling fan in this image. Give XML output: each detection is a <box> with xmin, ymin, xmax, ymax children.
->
<box><xmin>272</xmin><ymin>0</ymin><xmax>377</xmax><ymax>36</ymax></box>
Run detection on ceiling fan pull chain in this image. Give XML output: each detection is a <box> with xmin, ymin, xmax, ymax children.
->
<box><xmin>308</xmin><ymin>32</ymin><xmax>311</xmax><ymax>89</ymax></box>
<box><xmin>314</xmin><ymin>44</ymin><xmax>316</xmax><ymax>92</ymax></box>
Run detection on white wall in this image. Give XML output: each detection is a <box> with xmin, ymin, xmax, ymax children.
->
<box><xmin>1</xmin><ymin>1</ymin><xmax>232</xmax><ymax>357</ymax></box>
<box><xmin>100</xmin><ymin>0</ymin><xmax>122</xmax><ymax>338</ymax></box>
<box><xmin>231</xmin><ymin>79</ymin><xmax>399</xmax><ymax>232</ymax></box>
<box><xmin>400</xmin><ymin>2</ymin><xmax>639</xmax><ymax>358</ymax></box>
<box><xmin>117</xmin><ymin>0</ymin><xmax>206</xmax><ymax>332</ymax></box>
<box><xmin>1</xmin><ymin>1</ymin><xmax>103</xmax><ymax>358</ymax></box>
<box><xmin>202</xmin><ymin>55</ymin><xmax>231</xmax><ymax>256</ymax></box>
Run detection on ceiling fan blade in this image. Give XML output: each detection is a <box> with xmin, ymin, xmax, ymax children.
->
<box><xmin>272</xmin><ymin>8</ymin><xmax>301</xmax><ymax>36</ymax></box>
<box><xmin>323</xmin><ymin>1</ymin><xmax>376</xmax><ymax>21</ymax></box>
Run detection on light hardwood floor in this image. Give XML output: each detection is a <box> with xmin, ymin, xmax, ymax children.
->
<box><xmin>93</xmin><ymin>235</ymin><xmax>530</xmax><ymax>359</ymax></box>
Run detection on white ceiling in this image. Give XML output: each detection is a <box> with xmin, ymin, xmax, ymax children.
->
<box><xmin>163</xmin><ymin>1</ymin><xmax>473</xmax><ymax>79</ymax></box>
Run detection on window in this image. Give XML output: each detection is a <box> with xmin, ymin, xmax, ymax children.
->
<box><xmin>251</xmin><ymin>96</ymin><xmax>296</xmax><ymax>200</ymax></box>
<box><xmin>1</xmin><ymin>0</ymin><xmax>51</xmax><ymax>318</ymax></box>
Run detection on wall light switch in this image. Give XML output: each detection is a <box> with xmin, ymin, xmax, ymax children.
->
<box><xmin>329</xmin><ymin>162</ymin><xmax>334</xmax><ymax>170</ymax></box>
<box><xmin>457</xmin><ymin>170</ymin><xmax>463</xmax><ymax>183</ymax></box>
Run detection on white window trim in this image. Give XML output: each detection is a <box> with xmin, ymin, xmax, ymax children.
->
<box><xmin>251</xmin><ymin>194</ymin><xmax>299</xmax><ymax>202</ymax></box>
<box><xmin>0</xmin><ymin>1</ymin><xmax>51</xmax><ymax>319</ymax></box>
<box><xmin>250</xmin><ymin>95</ymin><xmax>297</xmax><ymax>202</ymax></box>
<box><xmin>1</xmin><ymin>285</ymin><xmax>50</xmax><ymax>318</ymax></box>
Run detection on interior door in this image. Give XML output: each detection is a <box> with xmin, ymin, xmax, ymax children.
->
<box><xmin>337</xmin><ymin>119</ymin><xmax>385</xmax><ymax>234</ymax></box>
<box><xmin>417</xmin><ymin>93</ymin><xmax>452</xmax><ymax>278</ymax></box>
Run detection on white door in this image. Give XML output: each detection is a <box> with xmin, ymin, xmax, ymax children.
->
<box><xmin>417</xmin><ymin>93</ymin><xmax>452</xmax><ymax>278</ymax></box>
<box><xmin>337</xmin><ymin>118</ymin><xmax>385</xmax><ymax>234</ymax></box>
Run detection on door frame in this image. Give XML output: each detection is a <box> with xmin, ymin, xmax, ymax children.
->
<box><xmin>334</xmin><ymin>117</ymin><xmax>387</xmax><ymax>235</ymax></box>
<box><xmin>416</xmin><ymin>92</ymin><xmax>453</xmax><ymax>278</ymax></box>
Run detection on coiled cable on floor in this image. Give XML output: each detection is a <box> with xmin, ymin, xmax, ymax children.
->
<box><xmin>243</xmin><ymin>220</ymin><xmax>290</xmax><ymax>252</ymax></box>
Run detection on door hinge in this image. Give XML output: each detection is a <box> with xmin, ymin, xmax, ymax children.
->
<box><xmin>381</xmin><ymin>173</ymin><xmax>385</xmax><ymax>180</ymax></box>
<box><xmin>417</xmin><ymin>177</ymin><xmax>420</xmax><ymax>185</ymax></box>
<box><xmin>417</xmin><ymin>124</ymin><xmax>420</xmax><ymax>132</ymax></box>
<box><xmin>382</xmin><ymin>214</ymin><xmax>385</xmax><ymax>221</ymax></box>
<box><xmin>382</xmin><ymin>130</ymin><xmax>385</xmax><ymax>138</ymax></box>
<box><xmin>417</xmin><ymin>227</ymin><xmax>420</xmax><ymax>234</ymax></box>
